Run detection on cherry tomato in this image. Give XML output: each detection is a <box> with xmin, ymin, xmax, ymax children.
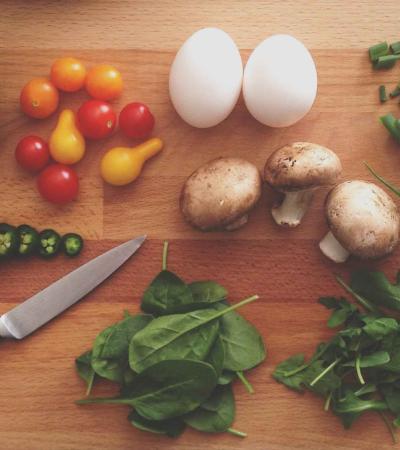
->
<box><xmin>77</xmin><ymin>100</ymin><xmax>117</xmax><ymax>139</ymax></box>
<box><xmin>37</xmin><ymin>164</ymin><xmax>79</xmax><ymax>204</ymax></box>
<box><xmin>85</xmin><ymin>65</ymin><xmax>123</xmax><ymax>101</ymax></box>
<box><xmin>20</xmin><ymin>78</ymin><xmax>59</xmax><ymax>119</ymax></box>
<box><xmin>15</xmin><ymin>136</ymin><xmax>50</xmax><ymax>173</ymax></box>
<box><xmin>50</xmin><ymin>57</ymin><xmax>87</xmax><ymax>92</ymax></box>
<box><xmin>119</xmin><ymin>102</ymin><xmax>155</xmax><ymax>139</ymax></box>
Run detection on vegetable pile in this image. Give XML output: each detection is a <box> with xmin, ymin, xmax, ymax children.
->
<box><xmin>273</xmin><ymin>270</ymin><xmax>400</xmax><ymax>442</ymax></box>
<box><xmin>75</xmin><ymin>242</ymin><xmax>266</xmax><ymax>438</ymax></box>
<box><xmin>0</xmin><ymin>223</ymin><xmax>83</xmax><ymax>260</ymax></box>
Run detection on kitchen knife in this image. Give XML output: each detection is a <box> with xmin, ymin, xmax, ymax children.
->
<box><xmin>0</xmin><ymin>235</ymin><xmax>146</xmax><ymax>339</ymax></box>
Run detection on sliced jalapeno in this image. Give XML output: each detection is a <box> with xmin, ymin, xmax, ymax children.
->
<box><xmin>39</xmin><ymin>229</ymin><xmax>61</xmax><ymax>258</ymax></box>
<box><xmin>0</xmin><ymin>223</ymin><xmax>18</xmax><ymax>259</ymax></box>
<box><xmin>17</xmin><ymin>224</ymin><xmax>40</xmax><ymax>256</ymax></box>
<box><xmin>62</xmin><ymin>233</ymin><xmax>84</xmax><ymax>257</ymax></box>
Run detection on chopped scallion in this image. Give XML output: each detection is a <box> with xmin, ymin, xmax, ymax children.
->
<box><xmin>390</xmin><ymin>41</ymin><xmax>400</xmax><ymax>55</ymax></box>
<box><xmin>374</xmin><ymin>54</ymin><xmax>400</xmax><ymax>69</ymax></box>
<box><xmin>390</xmin><ymin>85</ymin><xmax>400</xmax><ymax>98</ymax></box>
<box><xmin>380</xmin><ymin>114</ymin><xmax>400</xmax><ymax>143</ymax></box>
<box><xmin>369</xmin><ymin>41</ymin><xmax>389</xmax><ymax>62</ymax></box>
<box><xmin>379</xmin><ymin>85</ymin><xmax>388</xmax><ymax>102</ymax></box>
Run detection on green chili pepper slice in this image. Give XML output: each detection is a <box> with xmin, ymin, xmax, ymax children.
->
<box><xmin>17</xmin><ymin>224</ymin><xmax>40</xmax><ymax>256</ymax></box>
<box><xmin>0</xmin><ymin>223</ymin><xmax>18</xmax><ymax>259</ymax></box>
<box><xmin>62</xmin><ymin>233</ymin><xmax>84</xmax><ymax>257</ymax></box>
<box><xmin>39</xmin><ymin>229</ymin><xmax>61</xmax><ymax>258</ymax></box>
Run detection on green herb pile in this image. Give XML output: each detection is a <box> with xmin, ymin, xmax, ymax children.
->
<box><xmin>273</xmin><ymin>270</ymin><xmax>400</xmax><ymax>442</ymax></box>
<box><xmin>75</xmin><ymin>242</ymin><xmax>266</xmax><ymax>438</ymax></box>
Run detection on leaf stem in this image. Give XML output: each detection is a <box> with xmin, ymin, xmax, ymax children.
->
<box><xmin>227</xmin><ymin>427</ymin><xmax>247</xmax><ymax>438</ymax></box>
<box><xmin>284</xmin><ymin>345</ymin><xmax>329</xmax><ymax>377</ymax></box>
<box><xmin>335</xmin><ymin>275</ymin><xmax>380</xmax><ymax>314</ymax></box>
<box><xmin>378</xmin><ymin>411</ymin><xmax>397</xmax><ymax>444</ymax></box>
<box><xmin>162</xmin><ymin>241</ymin><xmax>169</xmax><ymax>270</ymax></box>
<box><xmin>310</xmin><ymin>358</ymin><xmax>341</xmax><ymax>387</ymax></box>
<box><xmin>85</xmin><ymin>372</ymin><xmax>95</xmax><ymax>397</ymax></box>
<box><xmin>236</xmin><ymin>371</ymin><xmax>254</xmax><ymax>394</ymax></box>
<box><xmin>324</xmin><ymin>391</ymin><xmax>333</xmax><ymax>411</ymax></box>
<box><xmin>355</xmin><ymin>355</ymin><xmax>365</xmax><ymax>385</ymax></box>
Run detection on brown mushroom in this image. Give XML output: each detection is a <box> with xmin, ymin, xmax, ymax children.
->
<box><xmin>180</xmin><ymin>157</ymin><xmax>262</xmax><ymax>231</ymax></box>
<box><xmin>264</xmin><ymin>142</ymin><xmax>342</xmax><ymax>227</ymax></box>
<box><xmin>319</xmin><ymin>180</ymin><xmax>400</xmax><ymax>263</ymax></box>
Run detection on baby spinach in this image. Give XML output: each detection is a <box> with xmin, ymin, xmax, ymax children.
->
<box><xmin>75</xmin><ymin>241</ymin><xmax>264</xmax><ymax>439</ymax></box>
<box><xmin>77</xmin><ymin>359</ymin><xmax>218</xmax><ymax>420</ymax></box>
<box><xmin>75</xmin><ymin>350</ymin><xmax>96</xmax><ymax>396</ymax></box>
<box><xmin>128</xmin><ymin>410</ymin><xmax>186</xmax><ymax>437</ymax></box>
<box><xmin>91</xmin><ymin>314</ymin><xmax>152</xmax><ymax>383</ymax></box>
<box><xmin>130</xmin><ymin>295</ymin><xmax>259</xmax><ymax>373</ymax></box>
<box><xmin>183</xmin><ymin>384</ymin><xmax>235</xmax><ymax>433</ymax></box>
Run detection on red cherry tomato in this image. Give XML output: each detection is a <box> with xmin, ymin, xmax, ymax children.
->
<box><xmin>15</xmin><ymin>135</ymin><xmax>50</xmax><ymax>172</ymax></box>
<box><xmin>119</xmin><ymin>102</ymin><xmax>155</xmax><ymax>139</ymax></box>
<box><xmin>37</xmin><ymin>164</ymin><xmax>79</xmax><ymax>204</ymax></box>
<box><xmin>77</xmin><ymin>100</ymin><xmax>117</xmax><ymax>140</ymax></box>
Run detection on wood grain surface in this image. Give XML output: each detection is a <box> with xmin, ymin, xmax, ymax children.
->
<box><xmin>2</xmin><ymin>2</ymin><xmax>400</xmax><ymax>449</ymax></box>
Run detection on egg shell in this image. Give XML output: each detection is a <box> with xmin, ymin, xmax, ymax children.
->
<box><xmin>243</xmin><ymin>34</ymin><xmax>317</xmax><ymax>128</ymax></box>
<box><xmin>169</xmin><ymin>27</ymin><xmax>243</xmax><ymax>128</ymax></box>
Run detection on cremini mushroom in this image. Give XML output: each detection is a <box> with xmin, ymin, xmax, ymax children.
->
<box><xmin>264</xmin><ymin>142</ymin><xmax>342</xmax><ymax>227</ymax></box>
<box><xmin>319</xmin><ymin>180</ymin><xmax>400</xmax><ymax>263</ymax></box>
<box><xmin>180</xmin><ymin>157</ymin><xmax>262</xmax><ymax>231</ymax></box>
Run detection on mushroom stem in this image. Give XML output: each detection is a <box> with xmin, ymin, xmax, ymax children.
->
<box><xmin>319</xmin><ymin>231</ymin><xmax>350</xmax><ymax>263</ymax></box>
<box><xmin>271</xmin><ymin>190</ymin><xmax>314</xmax><ymax>227</ymax></box>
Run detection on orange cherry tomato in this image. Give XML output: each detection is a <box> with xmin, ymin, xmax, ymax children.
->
<box><xmin>85</xmin><ymin>65</ymin><xmax>123</xmax><ymax>101</ymax></box>
<box><xmin>20</xmin><ymin>78</ymin><xmax>59</xmax><ymax>119</ymax></box>
<box><xmin>50</xmin><ymin>57</ymin><xmax>87</xmax><ymax>92</ymax></box>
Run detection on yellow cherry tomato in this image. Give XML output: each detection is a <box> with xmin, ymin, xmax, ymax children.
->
<box><xmin>86</xmin><ymin>65</ymin><xmax>123</xmax><ymax>101</ymax></box>
<box><xmin>49</xmin><ymin>109</ymin><xmax>86</xmax><ymax>164</ymax></box>
<box><xmin>50</xmin><ymin>57</ymin><xmax>87</xmax><ymax>92</ymax></box>
<box><xmin>101</xmin><ymin>138</ymin><xmax>163</xmax><ymax>186</ymax></box>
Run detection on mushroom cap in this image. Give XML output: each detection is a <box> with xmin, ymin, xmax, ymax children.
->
<box><xmin>264</xmin><ymin>142</ymin><xmax>342</xmax><ymax>192</ymax></box>
<box><xmin>325</xmin><ymin>180</ymin><xmax>400</xmax><ymax>259</ymax></box>
<box><xmin>180</xmin><ymin>157</ymin><xmax>262</xmax><ymax>231</ymax></box>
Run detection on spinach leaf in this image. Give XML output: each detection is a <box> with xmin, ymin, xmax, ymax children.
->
<box><xmin>75</xmin><ymin>350</ymin><xmax>95</xmax><ymax>396</ymax></box>
<box><xmin>189</xmin><ymin>281</ymin><xmax>227</xmax><ymax>305</ymax></box>
<box><xmin>351</xmin><ymin>270</ymin><xmax>400</xmax><ymax>311</ymax></box>
<box><xmin>184</xmin><ymin>384</ymin><xmax>235</xmax><ymax>433</ymax></box>
<box><xmin>91</xmin><ymin>314</ymin><xmax>152</xmax><ymax>383</ymax></box>
<box><xmin>215</xmin><ymin>304</ymin><xmax>266</xmax><ymax>371</ymax></box>
<box><xmin>206</xmin><ymin>336</ymin><xmax>225</xmax><ymax>378</ymax></box>
<box><xmin>273</xmin><ymin>354</ymin><xmax>307</xmax><ymax>392</ymax></box>
<box><xmin>381</xmin><ymin>385</ymin><xmax>400</xmax><ymax>414</ymax></box>
<box><xmin>128</xmin><ymin>410</ymin><xmax>186</xmax><ymax>437</ymax></box>
<box><xmin>343</xmin><ymin>351</ymin><xmax>390</xmax><ymax>368</ymax></box>
<box><xmin>141</xmin><ymin>270</ymin><xmax>194</xmax><ymax>315</ymax></box>
<box><xmin>130</xmin><ymin>296</ymin><xmax>259</xmax><ymax>373</ymax></box>
<box><xmin>77</xmin><ymin>359</ymin><xmax>218</xmax><ymax>421</ymax></box>
<box><xmin>218</xmin><ymin>370</ymin><xmax>236</xmax><ymax>385</ymax></box>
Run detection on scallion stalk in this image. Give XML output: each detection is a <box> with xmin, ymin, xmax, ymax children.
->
<box><xmin>369</xmin><ymin>41</ymin><xmax>389</xmax><ymax>62</ymax></box>
<box><xmin>380</xmin><ymin>114</ymin><xmax>400</xmax><ymax>143</ymax></box>
<box><xmin>390</xmin><ymin>85</ymin><xmax>400</xmax><ymax>98</ymax></box>
<box><xmin>379</xmin><ymin>85</ymin><xmax>388</xmax><ymax>102</ymax></box>
<box><xmin>390</xmin><ymin>41</ymin><xmax>400</xmax><ymax>55</ymax></box>
<box><xmin>374</xmin><ymin>54</ymin><xmax>400</xmax><ymax>69</ymax></box>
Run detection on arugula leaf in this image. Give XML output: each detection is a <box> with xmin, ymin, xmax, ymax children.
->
<box><xmin>184</xmin><ymin>384</ymin><xmax>235</xmax><ymax>433</ymax></box>
<box><xmin>381</xmin><ymin>385</ymin><xmax>400</xmax><ymax>414</ymax></box>
<box><xmin>91</xmin><ymin>314</ymin><xmax>152</xmax><ymax>383</ymax></box>
<box><xmin>273</xmin><ymin>354</ymin><xmax>307</xmax><ymax>392</ymax></box>
<box><xmin>75</xmin><ymin>350</ymin><xmax>96</xmax><ymax>396</ymax></box>
<box><xmin>363</xmin><ymin>318</ymin><xmax>399</xmax><ymax>339</ymax></box>
<box><xmin>319</xmin><ymin>297</ymin><xmax>358</xmax><ymax>328</ymax></box>
<box><xmin>333</xmin><ymin>391</ymin><xmax>388</xmax><ymax>414</ymax></box>
<box><xmin>343</xmin><ymin>351</ymin><xmax>390</xmax><ymax>368</ymax></box>
<box><xmin>128</xmin><ymin>410</ymin><xmax>185</xmax><ymax>437</ymax></box>
<box><xmin>351</xmin><ymin>270</ymin><xmax>400</xmax><ymax>311</ymax></box>
<box><xmin>78</xmin><ymin>359</ymin><xmax>218</xmax><ymax>421</ymax></box>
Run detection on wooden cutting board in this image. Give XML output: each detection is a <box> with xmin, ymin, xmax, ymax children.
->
<box><xmin>2</xmin><ymin>1</ymin><xmax>400</xmax><ymax>449</ymax></box>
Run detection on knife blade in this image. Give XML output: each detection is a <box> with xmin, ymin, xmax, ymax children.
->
<box><xmin>0</xmin><ymin>235</ymin><xmax>146</xmax><ymax>339</ymax></box>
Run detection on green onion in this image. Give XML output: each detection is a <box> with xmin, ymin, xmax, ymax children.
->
<box><xmin>390</xmin><ymin>41</ymin><xmax>400</xmax><ymax>55</ymax></box>
<box><xmin>369</xmin><ymin>41</ymin><xmax>389</xmax><ymax>62</ymax></box>
<box><xmin>379</xmin><ymin>85</ymin><xmax>388</xmax><ymax>102</ymax></box>
<box><xmin>390</xmin><ymin>85</ymin><xmax>400</xmax><ymax>98</ymax></box>
<box><xmin>380</xmin><ymin>114</ymin><xmax>400</xmax><ymax>143</ymax></box>
<box><xmin>374</xmin><ymin>54</ymin><xmax>400</xmax><ymax>69</ymax></box>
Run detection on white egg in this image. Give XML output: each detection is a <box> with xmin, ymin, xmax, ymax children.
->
<box><xmin>169</xmin><ymin>28</ymin><xmax>243</xmax><ymax>128</ymax></box>
<box><xmin>243</xmin><ymin>34</ymin><xmax>317</xmax><ymax>128</ymax></box>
